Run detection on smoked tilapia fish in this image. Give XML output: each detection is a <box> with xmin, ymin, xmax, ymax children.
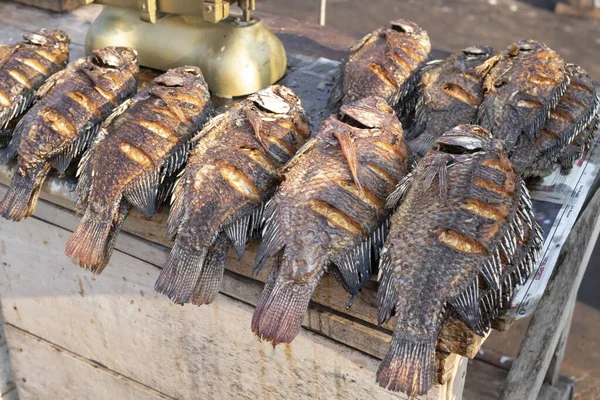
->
<box><xmin>377</xmin><ymin>125</ymin><xmax>541</xmax><ymax>396</ymax></box>
<box><xmin>0</xmin><ymin>47</ymin><xmax>139</xmax><ymax>221</ymax></box>
<box><xmin>155</xmin><ymin>85</ymin><xmax>309</xmax><ymax>305</ymax></box>
<box><xmin>65</xmin><ymin>66</ymin><xmax>212</xmax><ymax>275</ymax></box>
<box><xmin>477</xmin><ymin>40</ymin><xmax>570</xmax><ymax>151</ymax></box>
<box><xmin>511</xmin><ymin>64</ymin><xmax>600</xmax><ymax>177</ymax></box>
<box><xmin>328</xmin><ymin>19</ymin><xmax>430</xmax><ymax>112</ymax></box>
<box><xmin>408</xmin><ymin>46</ymin><xmax>495</xmax><ymax>159</ymax></box>
<box><xmin>0</xmin><ymin>29</ymin><xmax>70</xmax><ymax>132</ymax></box>
<box><xmin>252</xmin><ymin>96</ymin><xmax>410</xmax><ymax>345</ymax></box>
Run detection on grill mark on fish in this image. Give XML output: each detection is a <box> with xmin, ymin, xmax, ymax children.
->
<box><xmin>17</xmin><ymin>58</ymin><xmax>49</xmax><ymax>75</ymax></box>
<box><xmin>8</xmin><ymin>70</ymin><xmax>32</xmax><ymax>88</ymax></box>
<box><xmin>367</xmin><ymin>163</ymin><xmax>397</xmax><ymax>184</ymax></box>
<box><xmin>516</xmin><ymin>99</ymin><xmax>543</xmax><ymax>109</ymax></box>
<box><xmin>94</xmin><ymin>86</ymin><xmax>116</xmax><ymax>104</ymax></box>
<box><xmin>266</xmin><ymin>135</ymin><xmax>295</xmax><ymax>156</ymax></box>
<box><xmin>389</xmin><ymin>51</ymin><xmax>414</xmax><ymax>74</ymax></box>
<box><xmin>120</xmin><ymin>141</ymin><xmax>154</xmax><ymax>168</ymax></box>
<box><xmin>539</xmin><ymin>128</ymin><xmax>558</xmax><ymax>139</ymax></box>
<box><xmin>461</xmin><ymin>72</ymin><xmax>481</xmax><ymax>83</ymax></box>
<box><xmin>220</xmin><ymin>164</ymin><xmax>262</xmax><ymax>200</ymax></box>
<box><xmin>368</xmin><ymin>63</ymin><xmax>398</xmax><ymax>87</ymax></box>
<box><xmin>137</xmin><ymin>120</ymin><xmax>179</xmax><ymax>143</ymax></box>
<box><xmin>171</xmin><ymin>93</ymin><xmax>207</xmax><ymax>108</ymax></box>
<box><xmin>570</xmin><ymin>81</ymin><xmax>594</xmax><ymax>93</ymax></box>
<box><xmin>34</xmin><ymin>49</ymin><xmax>57</xmax><ymax>63</ymax></box>
<box><xmin>66</xmin><ymin>92</ymin><xmax>100</xmax><ymax>116</ymax></box>
<box><xmin>560</xmin><ymin>96</ymin><xmax>586</xmax><ymax>107</ymax></box>
<box><xmin>240</xmin><ymin>147</ymin><xmax>278</xmax><ymax>174</ymax></box>
<box><xmin>549</xmin><ymin>109</ymin><xmax>575</xmax><ymax>124</ymax></box>
<box><xmin>474</xmin><ymin>178</ymin><xmax>514</xmax><ymax>197</ymax></box>
<box><xmin>40</xmin><ymin>108</ymin><xmax>76</xmax><ymax>138</ymax></box>
<box><xmin>529</xmin><ymin>75</ymin><xmax>560</xmax><ymax>86</ymax></box>
<box><xmin>373</xmin><ymin>140</ymin><xmax>407</xmax><ymax>158</ymax></box>
<box><xmin>443</xmin><ymin>83</ymin><xmax>479</xmax><ymax>106</ymax></box>
<box><xmin>481</xmin><ymin>158</ymin><xmax>512</xmax><ymax>174</ymax></box>
<box><xmin>0</xmin><ymin>89</ymin><xmax>10</xmax><ymax>107</ymax></box>
<box><xmin>308</xmin><ymin>199</ymin><xmax>363</xmax><ymax>235</ymax></box>
<box><xmin>154</xmin><ymin>107</ymin><xmax>178</xmax><ymax>119</ymax></box>
<box><xmin>438</xmin><ymin>229</ymin><xmax>488</xmax><ymax>255</ymax></box>
<box><xmin>460</xmin><ymin>198</ymin><xmax>507</xmax><ymax>221</ymax></box>
<box><xmin>334</xmin><ymin>179</ymin><xmax>383</xmax><ymax>209</ymax></box>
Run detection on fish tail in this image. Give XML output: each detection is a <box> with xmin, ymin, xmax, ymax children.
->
<box><xmin>155</xmin><ymin>240</ymin><xmax>208</xmax><ymax>305</ymax></box>
<box><xmin>189</xmin><ymin>236</ymin><xmax>230</xmax><ymax>306</ymax></box>
<box><xmin>0</xmin><ymin>171</ymin><xmax>44</xmax><ymax>221</ymax></box>
<box><xmin>65</xmin><ymin>211</ymin><xmax>113</xmax><ymax>275</ymax></box>
<box><xmin>376</xmin><ymin>333</ymin><xmax>436</xmax><ymax>396</ymax></box>
<box><xmin>252</xmin><ymin>261</ymin><xmax>316</xmax><ymax>345</ymax></box>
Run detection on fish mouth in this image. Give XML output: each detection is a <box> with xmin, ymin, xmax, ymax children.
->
<box><xmin>436</xmin><ymin>125</ymin><xmax>492</xmax><ymax>153</ymax></box>
<box><xmin>390</xmin><ymin>19</ymin><xmax>416</xmax><ymax>33</ymax></box>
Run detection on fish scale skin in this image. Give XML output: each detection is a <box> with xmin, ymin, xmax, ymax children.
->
<box><xmin>377</xmin><ymin>124</ymin><xmax>534</xmax><ymax>396</ymax></box>
<box><xmin>66</xmin><ymin>66</ymin><xmax>213</xmax><ymax>275</ymax></box>
<box><xmin>156</xmin><ymin>85</ymin><xmax>309</xmax><ymax>305</ymax></box>
<box><xmin>328</xmin><ymin>19</ymin><xmax>431</xmax><ymax>111</ymax></box>
<box><xmin>0</xmin><ymin>29</ymin><xmax>70</xmax><ymax>130</ymax></box>
<box><xmin>408</xmin><ymin>46</ymin><xmax>495</xmax><ymax>159</ymax></box>
<box><xmin>252</xmin><ymin>97</ymin><xmax>410</xmax><ymax>345</ymax></box>
<box><xmin>477</xmin><ymin>40</ymin><xmax>570</xmax><ymax>152</ymax></box>
<box><xmin>511</xmin><ymin>65</ymin><xmax>600</xmax><ymax>177</ymax></box>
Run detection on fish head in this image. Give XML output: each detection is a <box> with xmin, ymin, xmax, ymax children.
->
<box><xmin>23</xmin><ymin>29</ymin><xmax>71</xmax><ymax>47</ymax></box>
<box><xmin>507</xmin><ymin>39</ymin><xmax>543</xmax><ymax>57</ymax></box>
<box><xmin>92</xmin><ymin>47</ymin><xmax>138</xmax><ymax>71</ymax></box>
<box><xmin>389</xmin><ymin>18</ymin><xmax>420</xmax><ymax>34</ymax></box>
<box><xmin>434</xmin><ymin>124</ymin><xmax>498</xmax><ymax>157</ymax></box>
<box><xmin>339</xmin><ymin>96</ymin><xmax>400</xmax><ymax>131</ymax></box>
<box><xmin>248</xmin><ymin>85</ymin><xmax>296</xmax><ymax>115</ymax></box>
<box><xmin>461</xmin><ymin>45</ymin><xmax>495</xmax><ymax>62</ymax></box>
<box><xmin>155</xmin><ymin>66</ymin><xmax>208</xmax><ymax>90</ymax></box>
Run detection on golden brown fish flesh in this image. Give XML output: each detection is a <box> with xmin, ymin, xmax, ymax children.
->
<box><xmin>155</xmin><ymin>85</ymin><xmax>309</xmax><ymax>305</ymax></box>
<box><xmin>477</xmin><ymin>40</ymin><xmax>570</xmax><ymax>151</ymax></box>
<box><xmin>0</xmin><ymin>47</ymin><xmax>139</xmax><ymax>221</ymax></box>
<box><xmin>328</xmin><ymin>19</ymin><xmax>430</xmax><ymax>112</ymax></box>
<box><xmin>377</xmin><ymin>125</ymin><xmax>541</xmax><ymax>396</ymax></box>
<box><xmin>252</xmin><ymin>96</ymin><xmax>410</xmax><ymax>345</ymax></box>
<box><xmin>65</xmin><ymin>66</ymin><xmax>212</xmax><ymax>276</ymax></box>
<box><xmin>0</xmin><ymin>29</ymin><xmax>70</xmax><ymax>131</ymax></box>
<box><xmin>408</xmin><ymin>46</ymin><xmax>495</xmax><ymax>158</ymax></box>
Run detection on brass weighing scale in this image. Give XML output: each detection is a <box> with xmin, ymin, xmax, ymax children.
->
<box><xmin>81</xmin><ymin>0</ymin><xmax>287</xmax><ymax>98</ymax></box>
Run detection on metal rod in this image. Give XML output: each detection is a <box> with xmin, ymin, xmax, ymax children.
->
<box><xmin>319</xmin><ymin>0</ymin><xmax>326</xmax><ymax>26</ymax></box>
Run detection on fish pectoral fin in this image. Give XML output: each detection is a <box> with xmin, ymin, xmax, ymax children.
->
<box><xmin>474</xmin><ymin>54</ymin><xmax>502</xmax><ymax>78</ymax></box>
<box><xmin>243</xmin><ymin>105</ymin><xmax>270</xmax><ymax>152</ymax></box>
<box><xmin>150</xmin><ymin>87</ymin><xmax>190</xmax><ymax>125</ymax></box>
<box><xmin>376</xmin><ymin>247</ymin><xmax>398</xmax><ymax>325</ymax></box>
<box><xmin>77</xmin><ymin>63</ymin><xmax>119</xmax><ymax>93</ymax></box>
<box><xmin>254</xmin><ymin>200</ymin><xmax>285</xmax><ymax>275</ymax></box>
<box><xmin>386</xmin><ymin>171</ymin><xmax>414</xmax><ymax>209</ymax></box>
<box><xmin>422</xmin><ymin>161</ymin><xmax>449</xmax><ymax>201</ymax></box>
<box><xmin>123</xmin><ymin>169</ymin><xmax>160</xmax><ymax>217</ymax></box>
<box><xmin>34</xmin><ymin>68</ymin><xmax>67</xmax><ymax>101</ymax></box>
<box><xmin>224</xmin><ymin>214</ymin><xmax>251</xmax><ymax>260</ymax></box>
<box><xmin>333</xmin><ymin>238</ymin><xmax>373</xmax><ymax>295</ymax></box>
<box><xmin>334</xmin><ymin>130</ymin><xmax>364</xmax><ymax>196</ymax></box>
<box><xmin>450</xmin><ymin>279</ymin><xmax>486</xmax><ymax>335</ymax></box>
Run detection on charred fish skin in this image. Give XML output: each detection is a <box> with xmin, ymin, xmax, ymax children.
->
<box><xmin>408</xmin><ymin>46</ymin><xmax>495</xmax><ymax>159</ymax></box>
<box><xmin>0</xmin><ymin>47</ymin><xmax>139</xmax><ymax>221</ymax></box>
<box><xmin>65</xmin><ymin>66</ymin><xmax>213</xmax><ymax>276</ymax></box>
<box><xmin>155</xmin><ymin>85</ymin><xmax>309</xmax><ymax>306</ymax></box>
<box><xmin>328</xmin><ymin>19</ymin><xmax>431</xmax><ymax>112</ymax></box>
<box><xmin>0</xmin><ymin>29</ymin><xmax>70</xmax><ymax>131</ymax></box>
<box><xmin>252</xmin><ymin>97</ymin><xmax>410</xmax><ymax>345</ymax></box>
<box><xmin>377</xmin><ymin>125</ymin><xmax>540</xmax><ymax>396</ymax></box>
<box><xmin>512</xmin><ymin>65</ymin><xmax>600</xmax><ymax>177</ymax></box>
<box><xmin>477</xmin><ymin>40</ymin><xmax>570</xmax><ymax>151</ymax></box>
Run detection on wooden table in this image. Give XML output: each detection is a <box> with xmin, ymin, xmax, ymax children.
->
<box><xmin>0</xmin><ymin>2</ymin><xmax>596</xmax><ymax>399</ymax></box>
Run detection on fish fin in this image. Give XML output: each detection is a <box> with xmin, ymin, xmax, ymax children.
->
<box><xmin>1</xmin><ymin>93</ymin><xmax>31</xmax><ymax>130</ymax></box>
<box><xmin>371</xmin><ymin>219</ymin><xmax>391</xmax><ymax>259</ymax></box>
<box><xmin>376</xmin><ymin>334</ymin><xmax>436</xmax><ymax>397</ymax></box>
<box><xmin>0</xmin><ymin>163</ymin><xmax>49</xmax><ymax>221</ymax></box>
<box><xmin>450</xmin><ymin>279</ymin><xmax>484</xmax><ymax>335</ymax></box>
<box><xmin>50</xmin><ymin>123</ymin><xmax>100</xmax><ymax>175</ymax></box>
<box><xmin>326</xmin><ymin>67</ymin><xmax>344</xmax><ymax>114</ymax></box>
<box><xmin>150</xmin><ymin>87</ymin><xmax>189</xmax><ymax>125</ymax></box>
<box><xmin>386</xmin><ymin>172</ymin><xmax>413</xmax><ymax>210</ymax></box>
<box><xmin>190</xmin><ymin>234</ymin><xmax>230</xmax><ymax>306</ymax></box>
<box><xmin>161</xmin><ymin>141</ymin><xmax>192</xmax><ymax>178</ymax></box>
<box><xmin>334</xmin><ymin>237</ymin><xmax>372</xmax><ymax>295</ymax></box>
<box><xmin>156</xmin><ymin>174</ymin><xmax>177</xmax><ymax>212</ymax></box>
<box><xmin>65</xmin><ymin>211</ymin><xmax>114</xmax><ymax>273</ymax></box>
<box><xmin>155</xmin><ymin>240</ymin><xmax>208</xmax><ymax>305</ymax></box>
<box><xmin>376</xmin><ymin>247</ymin><xmax>398</xmax><ymax>325</ymax></box>
<box><xmin>123</xmin><ymin>169</ymin><xmax>160</xmax><ymax>217</ymax></box>
<box><xmin>403</xmin><ymin>94</ymin><xmax>427</xmax><ymax>141</ymax></box>
<box><xmin>252</xmin><ymin>260</ymin><xmax>316</xmax><ymax>345</ymax></box>
<box><xmin>423</xmin><ymin>162</ymin><xmax>448</xmax><ymax>201</ymax></box>
<box><xmin>249</xmin><ymin>203</ymin><xmax>266</xmax><ymax>240</ymax></box>
<box><xmin>334</xmin><ymin>130</ymin><xmax>364</xmax><ymax>195</ymax></box>
<box><xmin>279</xmin><ymin>137</ymin><xmax>317</xmax><ymax>174</ymax></box>
<box><xmin>475</xmin><ymin>54</ymin><xmax>502</xmax><ymax>79</ymax></box>
<box><xmin>480</xmin><ymin>251</ymin><xmax>502</xmax><ymax>290</ymax></box>
<box><xmin>34</xmin><ymin>68</ymin><xmax>67</xmax><ymax>102</ymax></box>
<box><xmin>254</xmin><ymin>199</ymin><xmax>285</xmax><ymax>274</ymax></box>
<box><xmin>224</xmin><ymin>214</ymin><xmax>251</xmax><ymax>260</ymax></box>
<box><xmin>166</xmin><ymin>173</ymin><xmax>186</xmax><ymax>238</ymax></box>
<box><xmin>409</xmin><ymin>132</ymin><xmax>438</xmax><ymax>159</ymax></box>
<box><xmin>0</xmin><ymin>45</ymin><xmax>15</xmax><ymax>68</ymax></box>
<box><xmin>0</xmin><ymin>117</ymin><xmax>26</xmax><ymax>163</ymax></box>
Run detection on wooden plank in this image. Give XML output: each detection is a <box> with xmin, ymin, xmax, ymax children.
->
<box><xmin>0</xmin><ymin>301</ymin><xmax>16</xmax><ymax>400</ymax></box>
<box><xmin>555</xmin><ymin>2</ymin><xmax>600</xmax><ymax>19</ymax></box>
<box><xmin>11</xmin><ymin>0</ymin><xmax>80</xmax><ymax>12</ymax></box>
<box><xmin>544</xmin><ymin>299</ymin><xmax>575</xmax><ymax>386</ymax></box>
<box><xmin>499</xmin><ymin>186</ymin><xmax>600</xmax><ymax>399</ymax></box>
<box><xmin>0</xmin><ymin>215</ymin><xmax>456</xmax><ymax>400</ymax></box>
<box><xmin>4</xmin><ymin>325</ymin><xmax>171</xmax><ymax>400</ymax></box>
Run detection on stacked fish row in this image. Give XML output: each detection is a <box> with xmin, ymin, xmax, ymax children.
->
<box><xmin>0</xmin><ymin>19</ymin><xmax>598</xmax><ymax>399</ymax></box>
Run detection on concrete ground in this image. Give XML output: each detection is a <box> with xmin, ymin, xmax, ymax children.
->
<box><xmin>258</xmin><ymin>0</ymin><xmax>600</xmax><ymax>398</ymax></box>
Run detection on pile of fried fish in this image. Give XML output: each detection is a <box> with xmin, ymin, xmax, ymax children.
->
<box><xmin>0</xmin><ymin>20</ymin><xmax>598</xmax><ymax>397</ymax></box>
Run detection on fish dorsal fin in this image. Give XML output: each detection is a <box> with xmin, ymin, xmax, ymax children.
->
<box><xmin>334</xmin><ymin>130</ymin><xmax>364</xmax><ymax>195</ymax></box>
<box><xmin>123</xmin><ymin>168</ymin><xmax>160</xmax><ymax>217</ymax></box>
<box><xmin>34</xmin><ymin>67</ymin><xmax>68</xmax><ymax>102</ymax></box>
<box><xmin>480</xmin><ymin>249</ymin><xmax>502</xmax><ymax>290</ymax></box>
<box><xmin>254</xmin><ymin>199</ymin><xmax>285</xmax><ymax>275</ymax></box>
<box><xmin>50</xmin><ymin>122</ymin><xmax>100</xmax><ymax>174</ymax></box>
<box><xmin>249</xmin><ymin>202</ymin><xmax>266</xmax><ymax>240</ymax></box>
<box><xmin>450</xmin><ymin>278</ymin><xmax>485</xmax><ymax>335</ymax></box>
<box><xmin>386</xmin><ymin>171</ymin><xmax>414</xmax><ymax>210</ymax></box>
<box><xmin>327</xmin><ymin>68</ymin><xmax>344</xmax><ymax>114</ymax></box>
<box><xmin>224</xmin><ymin>214</ymin><xmax>251</xmax><ymax>260</ymax></box>
<box><xmin>334</xmin><ymin>236</ymin><xmax>372</xmax><ymax>295</ymax></box>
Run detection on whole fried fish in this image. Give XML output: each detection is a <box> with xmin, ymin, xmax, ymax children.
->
<box><xmin>65</xmin><ymin>66</ymin><xmax>212</xmax><ymax>275</ymax></box>
<box><xmin>477</xmin><ymin>40</ymin><xmax>570</xmax><ymax>151</ymax></box>
<box><xmin>0</xmin><ymin>47</ymin><xmax>139</xmax><ymax>221</ymax></box>
<box><xmin>252</xmin><ymin>97</ymin><xmax>410</xmax><ymax>345</ymax></box>
<box><xmin>155</xmin><ymin>85</ymin><xmax>309</xmax><ymax>305</ymax></box>
<box><xmin>0</xmin><ymin>29</ymin><xmax>70</xmax><ymax>131</ymax></box>
<box><xmin>328</xmin><ymin>19</ymin><xmax>430</xmax><ymax>112</ymax></box>
<box><xmin>511</xmin><ymin>65</ymin><xmax>600</xmax><ymax>177</ymax></box>
<box><xmin>377</xmin><ymin>125</ymin><xmax>541</xmax><ymax>396</ymax></box>
<box><xmin>408</xmin><ymin>46</ymin><xmax>495</xmax><ymax>159</ymax></box>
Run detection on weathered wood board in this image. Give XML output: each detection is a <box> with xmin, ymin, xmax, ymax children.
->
<box><xmin>0</xmin><ymin>213</ymin><xmax>466</xmax><ymax>400</ymax></box>
<box><xmin>0</xmin><ymin>305</ymin><xmax>16</xmax><ymax>400</ymax></box>
<box><xmin>10</xmin><ymin>0</ymin><xmax>80</xmax><ymax>12</ymax></box>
